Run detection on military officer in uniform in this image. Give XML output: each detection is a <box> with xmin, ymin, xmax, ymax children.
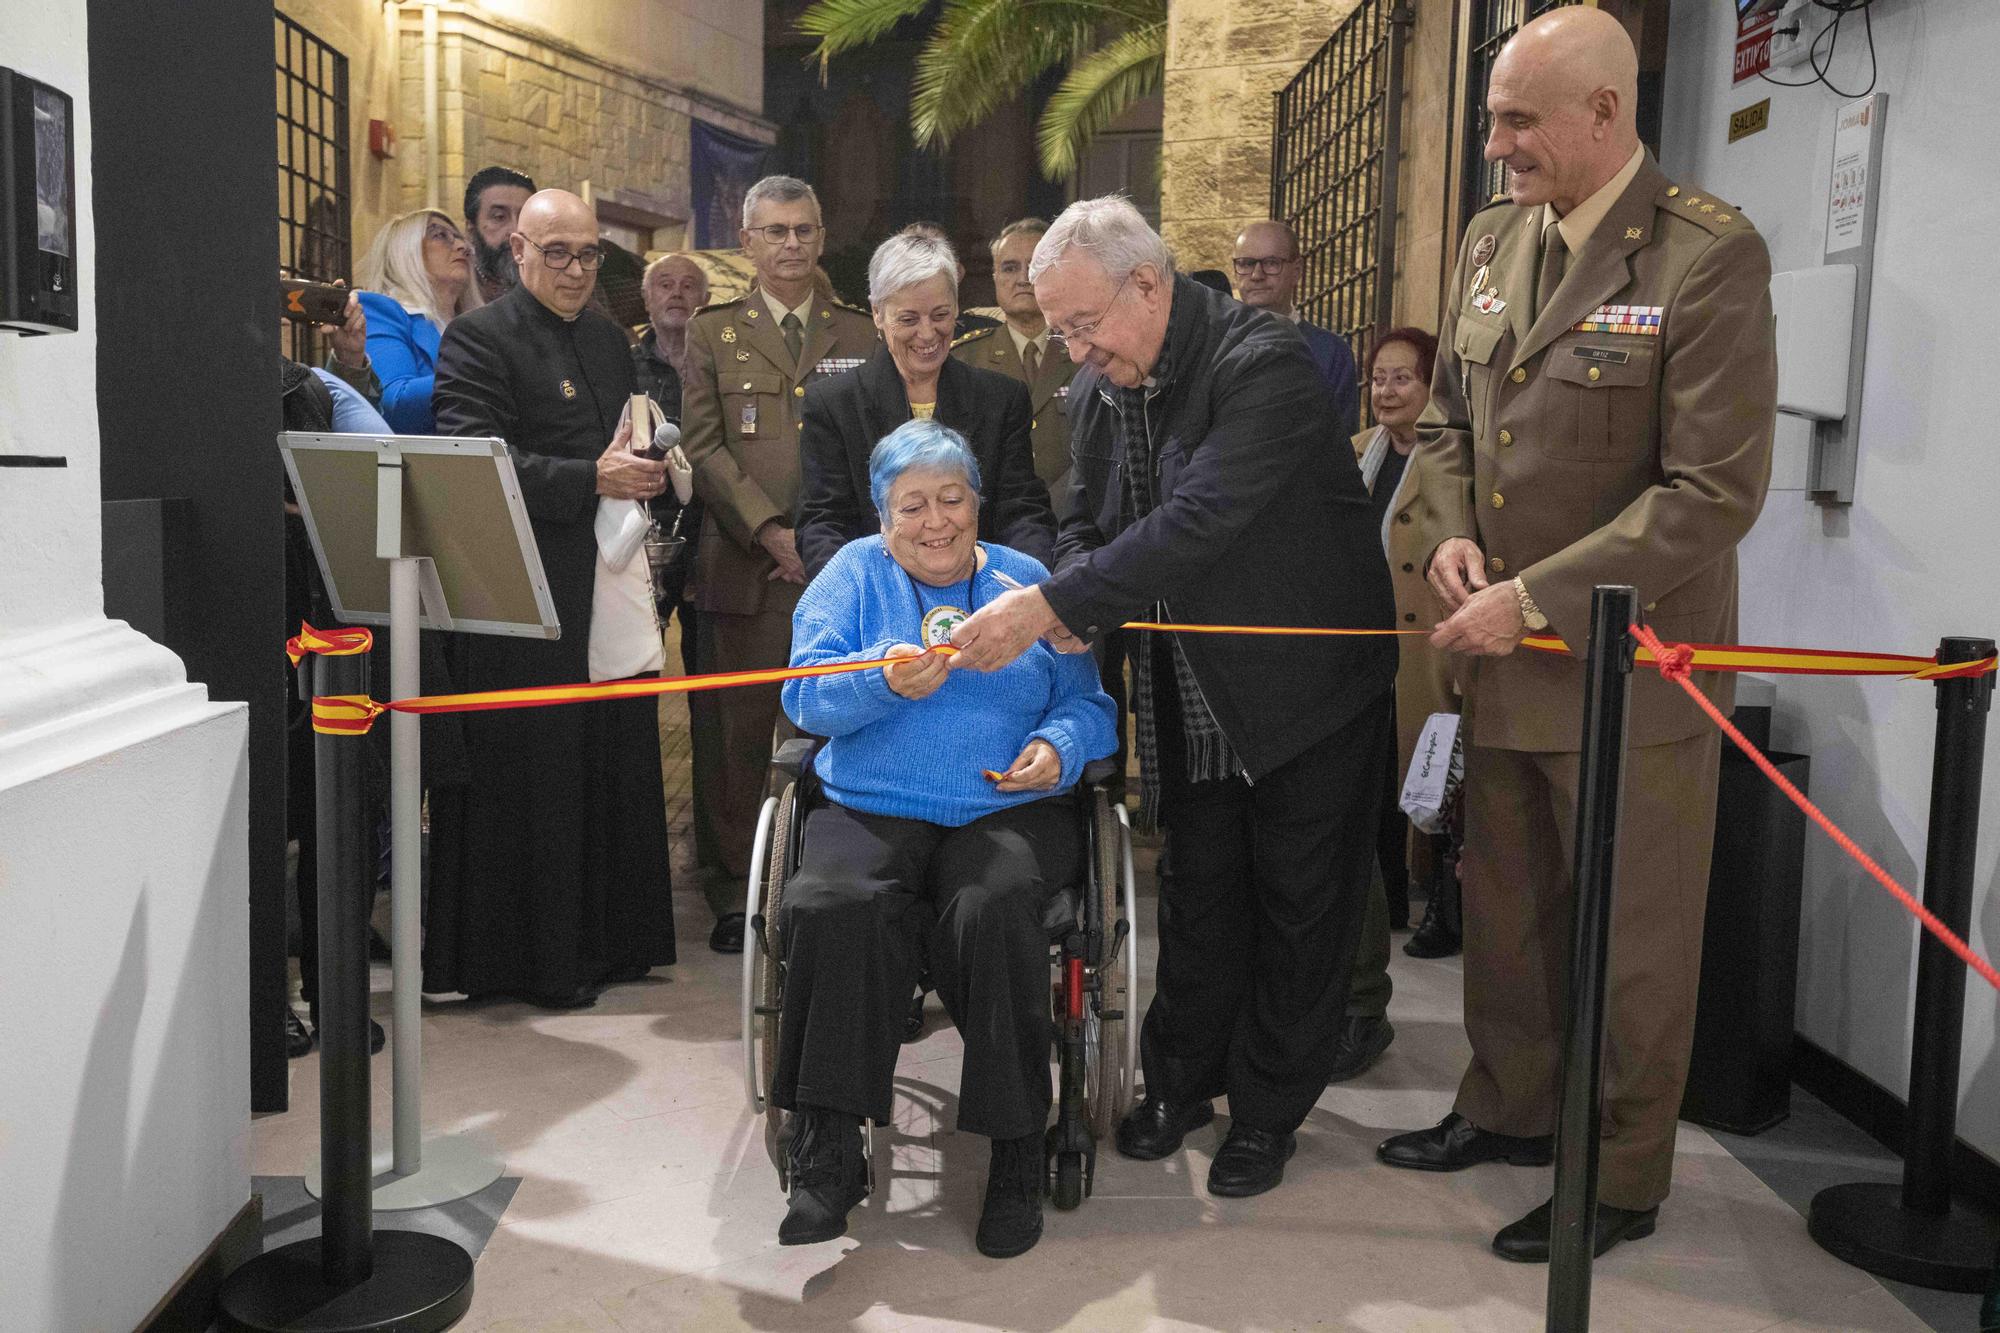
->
<box><xmin>680</xmin><ymin>175</ymin><xmax>878</xmax><ymax>953</ymax></box>
<box><xmin>1375</xmin><ymin>7</ymin><xmax>1777</xmax><ymax>1261</ymax></box>
<box><xmin>950</xmin><ymin>218</ymin><xmax>1080</xmax><ymax>505</ymax></box>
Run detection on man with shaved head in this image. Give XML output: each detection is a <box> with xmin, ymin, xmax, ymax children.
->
<box><xmin>1375</xmin><ymin>7</ymin><xmax>1776</xmax><ymax>1261</ymax></box>
<box><xmin>1231</xmin><ymin>220</ymin><xmax>1359</xmax><ymax>439</ymax></box>
<box><xmin>426</xmin><ymin>188</ymin><xmax>677</xmax><ymax>1008</ymax></box>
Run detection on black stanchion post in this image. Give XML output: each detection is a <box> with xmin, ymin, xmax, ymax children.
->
<box><xmin>1808</xmin><ymin>635</ymin><xmax>2000</xmax><ymax>1292</ymax></box>
<box><xmin>1546</xmin><ymin>585</ymin><xmax>1638</xmax><ymax>1333</ymax></box>
<box><xmin>217</xmin><ymin>647</ymin><xmax>475</xmax><ymax>1332</ymax></box>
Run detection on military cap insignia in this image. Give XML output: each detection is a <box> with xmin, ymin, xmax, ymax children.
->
<box><xmin>1472</xmin><ymin>234</ymin><xmax>1497</xmax><ymax>267</ymax></box>
<box><xmin>560</xmin><ymin>378</ymin><xmax>577</xmax><ymax>400</ymax></box>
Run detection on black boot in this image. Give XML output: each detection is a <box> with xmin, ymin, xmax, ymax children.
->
<box><xmin>285</xmin><ymin>1008</ymin><xmax>315</xmax><ymax>1058</ymax></box>
<box><xmin>778</xmin><ymin>1106</ymin><xmax>867</xmax><ymax>1245</ymax></box>
<box><xmin>976</xmin><ymin>1131</ymin><xmax>1044</xmax><ymax>1258</ymax></box>
<box><xmin>1404</xmin><ymin>839</ymin><xmax>1462</xmax><ymax>959</ymax></box>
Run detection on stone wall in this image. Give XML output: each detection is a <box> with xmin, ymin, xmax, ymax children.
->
<box><xmin>275</xmin><ymin>1</ymin><xmax>770</xmax><ymax>261</ymax></box>
<box><xmin>1161</xmin><ymin>0</ymin><xmax>1361</xmax><ymax>272</ymax></box>
<box><xmin>1161</xmin><ymin>0</ymin><xmax>1462</xmax><ymax>332</ymax></box>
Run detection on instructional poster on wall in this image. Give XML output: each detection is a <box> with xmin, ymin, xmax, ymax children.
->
<box><xmin>1826</xmin><ymin>96</ymin><xmax>1880</xmax><ymax>253</ymax></box>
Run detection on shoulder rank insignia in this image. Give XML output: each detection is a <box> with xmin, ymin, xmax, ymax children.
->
<box><xmin>952</xmin><ymin>326</ymin><xmax>997</xmax><ymax>348</ymax></box>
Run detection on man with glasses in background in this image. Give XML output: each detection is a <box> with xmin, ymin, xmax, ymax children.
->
<box><xmin>679</xmin><ymin>175</ymin><xmax>876</xmax><ymax>954</ymax></box>
<box><xmin>1231</xmin><ymin>220</ymin><xmax>1360</xmax><ymax>441</ymax></box>
<box><xmin>423</xmin><ymin>189</ymin><xmax>678</xmax><ymax>1009</ymax></box>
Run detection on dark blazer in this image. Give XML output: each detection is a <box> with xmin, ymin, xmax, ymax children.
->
<box><xmin>1297</xmin><ymin>317</ymin><xmax>1362</xmax><ymax>444</ymax></box>
<box><xmin>796</xmin><ymin>346</ymin><xmax>1057</xmax><ymax>579</ymax></box>
<box><xmin>1044</xmin><ymin>274</ymin><xmax>1397</xmax><ymax>781</ymax></box>
<box><xmin>433</xmin><ymin>282</ymin><xmax>634</xmax><ymax>682</ymax></box>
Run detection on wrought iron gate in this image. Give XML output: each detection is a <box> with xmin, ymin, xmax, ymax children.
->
<box><xmin>276</xmin><ymin>13</ymin><xmax>351</xmax><ymax>365</ymax></box>
<box><xmin>1269</xmin><ymin>0</ymin><xmax>1414</xmax><ymax>368</ymax></box>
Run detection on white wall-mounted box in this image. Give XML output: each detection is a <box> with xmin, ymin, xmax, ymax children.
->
<box><xmin>1769</xmin><ymin>264</ymin><xmax>1857</xmax><ymax>421</ymax></box>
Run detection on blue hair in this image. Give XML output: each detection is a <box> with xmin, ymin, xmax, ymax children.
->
<box><xmin>868</xmin><ymin>418</ymin><xmax>982</xmax><ymax>517</ymax></box>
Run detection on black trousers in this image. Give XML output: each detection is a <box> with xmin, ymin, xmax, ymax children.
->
<box><xmin>1141</xmin><ymin>694</ymin><xmax>1390</xmax><ymax>1133</ymax></box>
<box><xmin>772</xmin><ymin>795</ymin><xmax>1079</xmax><ymax>1141</ymax></box>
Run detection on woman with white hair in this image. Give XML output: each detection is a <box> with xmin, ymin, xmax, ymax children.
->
<box><xmin>354</xmin><ymin>208</ymin><xmax>482</xmax><ymax>433</ymax></box>
<box><xmin>794</xmin><ymin>230</ymin><xmax>1055</xmax><ymax>581</ymax></box>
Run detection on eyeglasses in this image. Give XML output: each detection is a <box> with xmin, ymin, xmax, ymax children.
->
<box><xmin>1371</xmin><ymin>370</ymin><xmax>1421</xmax><ymax>389</ymax></box>
<box><xmin>424</xmin><ymin>223</ymin><xmax>468</xmax><ymax>249</ymax></box>
<box><xmin>750</xmin><ymin>222</ymin><xmax>821</xmax><ymax>244</ymax></box>
<box><xmin>1230</xmin><ymin>255</ymin><xmax>1294</xmax><ymax>277</ymax></box>
<box><xmin>1047</xmin><ymin>272</ymin><xmax>1134</xmax><ymax>351</ymax></box>
<box><xmin>521</xmin><ymin>236</ymin><xmax>605</xmax><ymax>271</ymax></box>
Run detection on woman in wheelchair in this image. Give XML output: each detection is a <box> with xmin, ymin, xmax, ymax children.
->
<box><xmin>773</xmin><ymin>418</ymin><xmax>1117</xmax><ymax>1258</ymax></box>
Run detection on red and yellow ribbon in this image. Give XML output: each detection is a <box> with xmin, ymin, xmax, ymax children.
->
<box><xmin>286</xmin><ymin>619</ymin><xmax>1995</xmax><ymax>737</ymax></box>
<box><xmin>1520</xmin><ymin>633</ymin><xmax>1997</xmax><ymax>680</ymax></box>
<box><xmin>286</xmin><ymin>623</ymin><xmax>375</xmax><ymax>667</ymax></box>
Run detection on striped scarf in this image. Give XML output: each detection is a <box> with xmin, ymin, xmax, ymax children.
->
<box><xmin>1113</xmin><ymin>348</ymin><xmax>1239</xmax><ymax>827</ymax></box>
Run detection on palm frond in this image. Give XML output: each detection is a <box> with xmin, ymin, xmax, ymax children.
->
<box><xmin>1036</xmin><ymin>22</ymin><xmax>1165</xmax><ymax>180</ymax></box>
<box><xmin>909</xmin><ymin>0</ymin><xmax>1095</xmax><ymax>148</ymax></box>
<box><xmin>795</xmin><ymin>0</ymin><xmax>934</xmax><ymax>78</ymax></box>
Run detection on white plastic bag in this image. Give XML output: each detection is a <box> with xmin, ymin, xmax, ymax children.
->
<box><xmin>1399</xmin><ymin>712</ymin><xmax>1465</xmax><ymax>834</ymax></box>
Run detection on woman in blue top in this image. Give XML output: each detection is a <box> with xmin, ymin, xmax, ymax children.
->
<box><xmin>773</xmin><ymin>418</ymin><xmax>1116</xmax><ymax>1260</ymax></box>
<box><xmin>354</xmin><ymin>209</ymin><xmax>482</xmax><ymax>433</ymax></box>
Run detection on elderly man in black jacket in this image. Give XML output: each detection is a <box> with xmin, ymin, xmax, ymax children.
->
<box><xmin>796</xmin><ymin>231</ymin><xmax>1055</xmax><ymax>580</ymax></box>
<box><xmin>951</xmin><ymin>196</ymin><xmax>1397</xmax><ymax>1198</ymax></box>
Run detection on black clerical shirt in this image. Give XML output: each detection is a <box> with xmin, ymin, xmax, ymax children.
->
<box><xmin>434</xmin><ymin>282</ymin><xmax>636</xmax><ymax>679</ymax></box>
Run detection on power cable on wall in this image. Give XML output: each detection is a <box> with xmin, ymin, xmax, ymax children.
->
<box><xmin>1759</xmin><ymin>0</ymin><xmax>1879</xmax><ymax>99</ymax></box>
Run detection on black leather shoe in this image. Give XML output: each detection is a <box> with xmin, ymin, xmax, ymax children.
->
<box><xmin>1207</xmin><ymin>1124</ymin><xmax>1297</xmax><ymax>1198</ymax></box>
<box><xmin>1115</xmin><ymin>1096</ymin><xmax>1215</xmax><ymax>1161</ymax></box>
<box><xmin>901</xmin><ymin>988</ymin><xmax>926</xmax><ymax>1044</ymax></box>
<box><xmin>368</xmin><ymin>1019</ymin><xmax>386</xmax><ymax>1054</ymax></box>
<box><xmin>1326</xmin><ymin>1015</ymin><xmax>1395</xmax><ymax>1083</ymax></box>
<box><xmin>1376</xmin><ymin>1112</ymin><xmax>1553</xmax><ymax>1171</ymax></box>
<box><xmin>1492</xmin><ymin>1196</ymin><xmax>1658</xmax><ymax>1263</ymax></box>
<box><xmin>975</xmin><ymin>1131</ymin><xmax>1044</xmax><ymax>1258</ymax></box>
<box><xmin>709</xmin><ymin>911</ymin><xmax>746</xmax><ymax>955</ymax></box>
<box><xmin>779</xmin><ymin>1106</ymin><xmax>868</xmax><ymax>1245</ymax></box>
<box><xmin>286</xmin><ymin>1009</ymin><xmax>315</xmax><ymax>1058</ymax></box>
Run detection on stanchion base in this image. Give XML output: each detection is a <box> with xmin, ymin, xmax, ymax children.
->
<box><xmin>1809</xmin><ymin>1181</ymin><xmax>2000</xmax><ymax>1292</ymax></box>
<box><xmin>216</xmin><ymin>1229</ymin><xmax>474</xmax><ymax>1332</ymax></box>
<box><xmin>304</xmin><ymin>1133</ymin><xmax>505</xmax><ymax>1210</ymax></box>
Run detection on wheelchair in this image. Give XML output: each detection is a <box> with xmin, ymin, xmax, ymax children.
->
<box><xmin>741</xmin><ymin>738</ymin><xmax>1140</xmax><ymax>1210</ymax></box>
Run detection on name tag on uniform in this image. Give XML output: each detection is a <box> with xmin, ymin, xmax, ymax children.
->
<box><xmin>812</xmin><ymin>357</ymin><xmax>865</xmax><ymax>378</ymax></box>
<box><xmin>740</xmin><ymin>401</ymin><xmax>758</xmax><ymax>436</ymax></box>
<box><xmin>1573</xmin><ymin>304</ymin><xmax>1663</xmax><ymax>335</ymax></box>
<box><xmin>1571</xmin><ymin>346</ymin><xmax>1631</xmax><ymax>364</ymax></box>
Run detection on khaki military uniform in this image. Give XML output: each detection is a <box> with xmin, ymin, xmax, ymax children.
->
<box><xmin>1418</xmin><ymin>152</ymin><xmax>1776</xmax><ymax>1209</ymax></box>
<box><xmin>950</xmin><ymin>324</ymin><xmax>1079</xmax><ymax>502</ymax></box>
<box><xmin>681</xmin><ymin>289</ymin><xmax>877</xmax><ymax>900</ymax></box>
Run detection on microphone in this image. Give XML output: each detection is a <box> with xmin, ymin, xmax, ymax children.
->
<box><xmin>643</xmin><ymin>418</ymin><xmax>680</xmax><ymax>461</ymax></box>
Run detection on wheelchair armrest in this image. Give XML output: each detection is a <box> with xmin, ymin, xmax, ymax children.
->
<box><xmin>771</xmin><ymin>738</ymin><xmax>817</xmax><ymax>780</ymax></box>
<box><xmin>1081</xmin><ymin>758</ymin><xmax>1119</xmax><ymax>789</ymax></box>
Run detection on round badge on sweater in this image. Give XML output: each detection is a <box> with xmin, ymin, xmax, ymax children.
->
<box><xmin>921</xmin><ymin>605</ymin><xmax>968</xmax><ymax>649</ymax></box>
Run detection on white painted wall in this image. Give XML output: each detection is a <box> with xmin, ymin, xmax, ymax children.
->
<box><xmin>0</xmin><ymin>4</ymin><xmax>253</xmax><ymax>1327</ymax></box>
<box><xmin>1663</xmin><ymin>0</ymin><xmax>2000</xmax><ymax>1155</ymax></box>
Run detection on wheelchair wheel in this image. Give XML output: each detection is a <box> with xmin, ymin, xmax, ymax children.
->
<box><xmin>1084</xmin><ymin>791</ymin><xmax>1135</xmax><ymax>1144</ymax></box>
<box><xmin>1052</xmin><ymin>1151</ymin><xmax>1085</xmax><ymax>1211</ymax></box>
<box><xmin>742</xmin><ymin>794</ymin><xmax>782</xmax><ymax>1117</ymax></box>
<box><xmin>760</xmin><ymin>783</ymin><xmax>795</xmax><ymax>1185</ymax></box>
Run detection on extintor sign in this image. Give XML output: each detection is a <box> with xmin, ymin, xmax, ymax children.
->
<box><xmin>1734</xmin><ymin>11</ymin><xmax>1775</xmax><ymax>84</ymax></box>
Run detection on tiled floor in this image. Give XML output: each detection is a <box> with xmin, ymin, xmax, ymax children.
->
<box><xmin>252</xmin><ymin>678</ymin><xmax>1954</xmax><ymax>1331</ymax></box>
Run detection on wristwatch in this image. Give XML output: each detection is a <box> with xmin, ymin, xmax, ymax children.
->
<box><xmin>1513</xmin><ymin>577</ymin><xmax>1549</xmax><ymax>632</ymax></box>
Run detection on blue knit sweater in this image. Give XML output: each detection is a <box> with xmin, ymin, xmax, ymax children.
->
<box><xmin>783</xmin><ymin>539</ymin><xmax>1118</xmax><ymax>827</ymax></box>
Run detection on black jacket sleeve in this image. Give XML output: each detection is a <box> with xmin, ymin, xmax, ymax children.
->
<box><xmin>1042</xmin><ymin>344</ymin><xmax>1328</xmax><ymax>635</ymax></box>
<box><xmin>985</xmin><ymin>378</ymin><xmax>1057</xmax><ymax>569</ymax></box>
<box><xmin>795</xmin><ymin>382</ymin><xmax>865</xmax><ymax>581</ymax></box>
